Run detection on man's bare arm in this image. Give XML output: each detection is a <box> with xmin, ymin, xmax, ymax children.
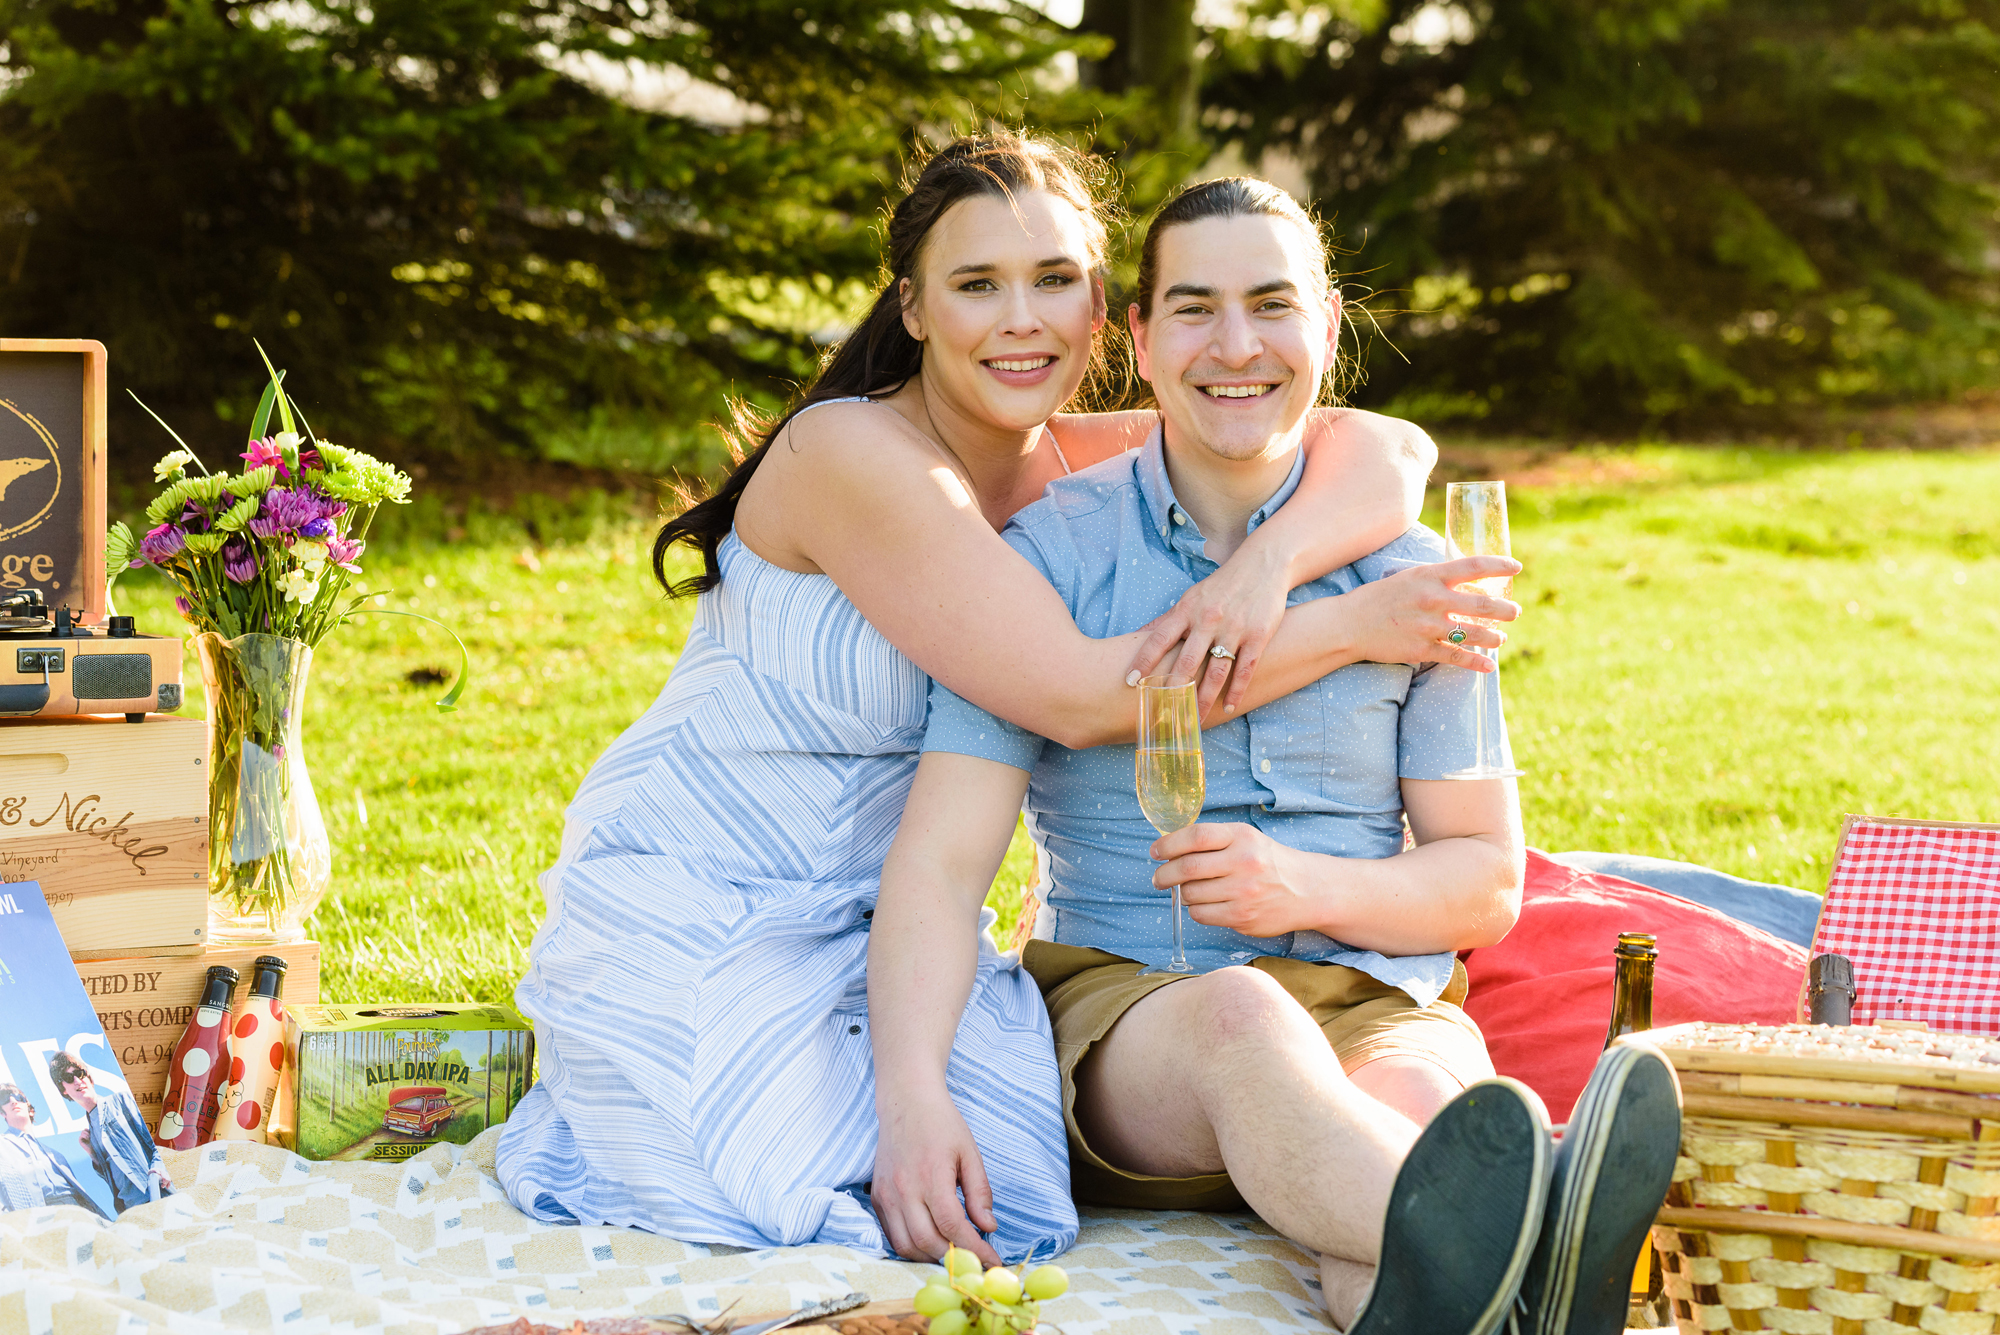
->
<box><xmin>1149</xmin><ymin>776</ymin><xmax>1524</xmax><ymax>955</ymax></box>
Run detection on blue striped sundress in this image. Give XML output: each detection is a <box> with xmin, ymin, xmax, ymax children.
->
<box><xmin>495</xmin><ymin>474</ymin><xmax>1079</xmax><ymax>1262</ymax></box>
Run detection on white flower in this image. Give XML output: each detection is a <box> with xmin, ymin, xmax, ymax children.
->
<box><xmin>153</xmin><ymin>449</ymin><xmax>195</xmax><ymax>481</ymax></box>
<box><xmin>278</xmin><ymin>568</ymin><xmax>320</xmax><ymax>604</ymax></box>
<box><xmin>292</xmin><ymin>539</ymin><xmax>328</xmax><ymax>575</ymax></box>
<box><xmin>273</xmin><ymin>431</ymin><xmax>303</xmax><ymax>453</ymax></box>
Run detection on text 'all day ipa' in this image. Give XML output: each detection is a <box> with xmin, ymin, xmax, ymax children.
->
<box><xmin>214</xmin><ymin>955</ymin><xmax>290</xmax><ymax>1144</ymax></box>
<box><xmin>155</xmin><ymin>965</ymin><xmax>240</xmax><ymax>1149</ymax></box>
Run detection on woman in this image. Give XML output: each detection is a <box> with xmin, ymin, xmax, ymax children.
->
<box><xmin>495</xmin><ymin>133</ymin><xmax>1517</xmax><ymax>1262</ymax></box>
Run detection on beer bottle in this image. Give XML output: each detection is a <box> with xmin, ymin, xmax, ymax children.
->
<box><xmin>1605</xmin><ymin>932</ymin><xmax>1658</xmax><ymax>1048</ymax></box>
<box><xmin>155</xmin><ymin>965</ymin><xmax>240</xmax><ymax>1149</ymax></box>
<box><xmin>1808</xmin><ymin>954</ymin><xmax>1855</xmax><ymax>1025</ymax></box>
<box><xmin>214</xmin><ymin>956</ymin><xmax>290</xmax><ymax>1144</ymax></box>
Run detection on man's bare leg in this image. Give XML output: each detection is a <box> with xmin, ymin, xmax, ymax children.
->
<box><xmin>1074</xmin><ymin>967</ymin><xmax>1421</xmax><ymax>1267</ymax></box>
<box><xmin>1349</xmin><ymin>1054</ymin><xmax>1465</xmax><ymax>1127</ymax></box>
<box><xmin>1313</xmin><ymin>1058</ymin><xmax>1464</xmax><ymax>1328</ymax></box>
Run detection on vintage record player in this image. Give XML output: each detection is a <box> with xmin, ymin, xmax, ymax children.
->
<box><xmin>0</xmin><ymin>588</ymin><xmax>184</xmax><ymax>720</ymax></box>
<box><xmin>1</xmin><ymin>339</ymin><xmax>185</xmax><ymax>721</ymax></box>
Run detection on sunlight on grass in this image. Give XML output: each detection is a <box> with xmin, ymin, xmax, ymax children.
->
<box><xmin>111</xmin><ymin>446</ymin><xmax>2000</xmax><ymax>1003</ymax></box>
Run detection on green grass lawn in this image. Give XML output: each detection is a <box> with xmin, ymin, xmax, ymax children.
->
<box><xmin>111</xmin><ymin>444</ymin><xmax>2000</xmax><ymax>1004</ymax></box>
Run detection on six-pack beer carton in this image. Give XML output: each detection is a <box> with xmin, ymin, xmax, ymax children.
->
<box><xmin>283</xmin><ymin>1003</ymin><xmax>535</xmax><ymax>1161</ymax></box>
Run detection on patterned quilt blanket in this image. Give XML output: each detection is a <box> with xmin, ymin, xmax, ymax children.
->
<box><xmin>0</xmin><ymin>1131</ymin><xmax>1333</xmax><ymax>1335</ymax></box>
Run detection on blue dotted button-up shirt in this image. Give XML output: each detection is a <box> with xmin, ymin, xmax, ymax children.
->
<box><xmin>922</xmin><ymin>429</ymin><xmax>1511</xmax><ymax>1004</ymax></box>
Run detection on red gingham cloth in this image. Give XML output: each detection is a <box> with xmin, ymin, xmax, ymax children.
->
<box><xmin>1811</xmin><ymin>817</ymin><xmax>2000</xmax><ymax>1034</ymax></box>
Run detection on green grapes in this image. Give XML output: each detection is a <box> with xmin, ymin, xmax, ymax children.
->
<box><xmin>913</xmin><ymin>1287</ymin><xmax>959</xmax><ymax>1318</ymax></box>
<box><xmin>921</xmin><ymin>1248</ymin><xmax>1069</xmax><ymax>1335</ymax></box>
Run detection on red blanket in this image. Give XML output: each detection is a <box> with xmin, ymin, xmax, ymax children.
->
<box><xmin>1460</xmin><ymin>849</ymin><xmax>1809</xmax><ymax>1122</ymax></box>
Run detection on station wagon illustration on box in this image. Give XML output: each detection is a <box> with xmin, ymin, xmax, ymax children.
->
<box><xmin>381</xmin><ymin>1085</ymin><xmax>455</xmax><ymax>1136</ymax></box>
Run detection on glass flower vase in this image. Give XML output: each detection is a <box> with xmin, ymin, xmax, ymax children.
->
<box><xmin>196</xmin><ymin>632</ymin><xmax>331</xmax><ymax>945</ymax></box>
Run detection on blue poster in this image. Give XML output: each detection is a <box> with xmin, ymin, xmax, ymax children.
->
<box><xmin>0</xmin><ymin>880</ymin><xmax>172</xmax><ymax>1217</ymax></box>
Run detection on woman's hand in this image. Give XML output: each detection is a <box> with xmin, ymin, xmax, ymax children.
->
<box><xmin>872</xmin><ymin>1082</ymin><xmax>1002</xmax><ymax>1267</ymax></box>
<box><xmin>1127</xmin><ymin>542</ymin><xmax>1292</xmax><ymax>716</ymax></box>
<box><xmin>1339</xmin><ymin>555</ymin><xmax>1523</xmax><ymax>672</ymax></box>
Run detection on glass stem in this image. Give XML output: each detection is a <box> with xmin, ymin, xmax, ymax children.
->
<box><xmin>1171</xmin><ymin>883</ymin><xmax>1186</xmax><ymax>969</ymax></box>
<box><xmin>1475</xmin><ymin>646</ymin><xmax>1494</xmax><ymax>769</ymax></box>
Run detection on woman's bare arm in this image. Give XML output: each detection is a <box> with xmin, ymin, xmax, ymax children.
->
<box><xmin>868</xmin><ymin>751</ymin><xmax>1029</xmax><ymax>1263</ymax></box>
<box><xmin>745</xmin><ymin>402</ymin><xmax>1509</xmax><ymax>749</ymax></box>
<box><xmin>1125</xmin><ymin>409</ymin><xmax>1439</xmax><ymax>708</ymax></box>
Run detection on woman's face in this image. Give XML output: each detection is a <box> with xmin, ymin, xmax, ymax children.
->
<box><xmin>902</xmin><ymin>188</ymin><xmax>1105</xmax><ymax>433</ymax></box>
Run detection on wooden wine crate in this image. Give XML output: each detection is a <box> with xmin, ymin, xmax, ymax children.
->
<box><xmin>0</xmin><ymin>712</ymin><xmax>209</xmax><ymax>958</ymax></box>
<box><xmin>74</xmin><ymin>940</ymin><xmax>321</xmax><ymax>1115</ymax></box>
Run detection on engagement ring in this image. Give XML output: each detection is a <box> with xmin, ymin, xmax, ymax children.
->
<box><xmin>1209</xmin><ymin>645</ymin><xmax>1237</xmax><ymax>661</ymax></box>
<box><xmin>1448</xmin><ymin>627</ymin><xmax>1468</xmax><ymax>645</ymax></box>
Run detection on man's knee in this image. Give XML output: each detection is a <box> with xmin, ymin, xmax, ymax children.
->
<box><xmin>1188</xmin><ymin>966</ymin><xmax>1325</xmax><ymax>1059</ymax></box>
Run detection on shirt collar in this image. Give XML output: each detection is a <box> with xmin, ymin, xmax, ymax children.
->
<box><xmin>1135</xmin><ymin>424</ymin><xmax>1307</xmax><ymax>563</ymax></box>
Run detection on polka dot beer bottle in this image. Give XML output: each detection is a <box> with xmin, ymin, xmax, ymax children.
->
<box><xmin>213</xmin><ymin>956</ymin><xmax>289</xmax><ymax>1144</ymax></box>
<box><xmin>154</xmin><ymin>965</ymin><xmax>240</xmax><ymax>1149</ymax></box>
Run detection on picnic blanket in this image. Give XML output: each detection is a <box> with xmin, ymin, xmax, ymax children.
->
<box><xmin>0</xmin><ymin>1130</ymin><xmax>1333</xmax><ymax>1335</ymax></box>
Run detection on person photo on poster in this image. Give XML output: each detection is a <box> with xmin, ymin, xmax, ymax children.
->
<box><xmin>51</xmin><ymin>1051</ymin><xmax>172</xmax><ymax>1210</ymax></box>
<box><xmin>0</xmin><ymin>1083</ymin><xmax>112</xmax><ymax>1218</ymax></box>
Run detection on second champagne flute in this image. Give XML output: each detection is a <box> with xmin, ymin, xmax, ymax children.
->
<box><xmin>1134</xmin><ymin>673</ymin><xmax>1205</xmax><ymax>976</ymax></box>
<box><xmin>1441</xmin><ymin>480</ymin><xmax>1525</xmax><ymax>780</ymax></box>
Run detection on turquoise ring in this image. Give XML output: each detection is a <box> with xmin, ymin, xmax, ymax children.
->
<box><xmin>1448</xmin><ymin>627</ymin><xmax>1468</xmax><ymax>645</ymax></box>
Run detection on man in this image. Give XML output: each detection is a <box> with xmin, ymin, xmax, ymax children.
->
<box><xmin>868</xmin><ymin>177</ymin><xmax>1681</xmax><ymax>1335</ymax></box>
<box><xmin>0</xmin><ymin>1083</ymin><xmax>111</xmax><ymax>1218</ymax></box>
<box><xmin>51</xmin><ymin>1051</ymin><xmax>171</xmax><ymax>1212</ymax></box>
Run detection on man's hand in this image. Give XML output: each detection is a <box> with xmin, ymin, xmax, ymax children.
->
<box><xmin>871</xmin><ymin>1083</ymin><xmax>1002</xmax><ymax>1268</ymax></box>
<box><xmin>1151</xmin><ymin>822</ymin><xmax>1317</xmax><ymax>938</ymax></box>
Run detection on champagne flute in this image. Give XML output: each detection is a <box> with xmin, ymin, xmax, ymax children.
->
<box><xmin>1135</xmin><ymin>673</ymin><xmax>1205</xmax><ymax>976</ymax></box>
<box><xmin>1441</xmin><ymin>480</ymin><xmax>1526</xmax><ymax>780</ymax></box>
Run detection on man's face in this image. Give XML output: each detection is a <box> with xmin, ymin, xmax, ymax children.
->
<box><xmin>2</xmin><ymin>1097</ymin><xmax>30</xmax><ymax>1130</ymax></box>
<box><xmin>1129</xmin><ymin>212</ymin><xmax>1340</xmax><ymax>464</ymax></box>
<box><xmin>59</xmin><ymin>1073</ymin><xmax>94</xmax><ymax>1105</ymax></box>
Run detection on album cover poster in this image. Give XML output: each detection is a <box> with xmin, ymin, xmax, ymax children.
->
<box><xmin>0</xmin><ymin>879</ymin><xmax>170</xmax><ymax>1216</ymax></box>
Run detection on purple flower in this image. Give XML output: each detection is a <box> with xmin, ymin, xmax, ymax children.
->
<box><xmin>326</xmin><ymin>535</ymin><xmax>364</xmax><ymax>573</ymax></box>
<box><xmin>243</xmin><ymin>438</ymin><xmax>286</xmax><ymax>473</ymax></box>
<box><xmin>247</xmin><ymin>487</ymin><xmax>346</xmax><ymax>542</ymax></box>
<box><xmin>222</xmin><ymin>538</ymin><xmax>258</xmax><ymax>585</ymax></box>
<box><xmin>174</xmin><ymin>597</ymin><xmax>194</xmax><ymax>617</ymax></box>
<box><xmin>139</xmin><ymin>523</ymin><xmax>186</xmax><ymax>565</ymax></box>
<box><xmin>178</xmin><ymin>501</ymin><xmax>214</xmax><ymax>534</ymax></box>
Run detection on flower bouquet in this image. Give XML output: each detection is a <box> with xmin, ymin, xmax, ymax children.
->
<box><xmin>109</xmin><ymin>348</ymin><xmax>465</xmax><ymax>943</ymax></box>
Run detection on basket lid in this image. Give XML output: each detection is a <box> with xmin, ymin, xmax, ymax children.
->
<box><xmin>1644</xmin><ymin>1020</ymin><xmax>2000</xmax><ymax>1095</ymax></box>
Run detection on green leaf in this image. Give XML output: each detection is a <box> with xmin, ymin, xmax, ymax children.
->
<box><xmin>127</xmin><ymin>392</ymin><xmax>209</xmax><ymax>474</ymax></box>
<box><xmin>253</xmin><ymin>339</ymin><xmax>296</xmax><ymax>436</ymax></box>
<box><xmin>344</xmin><ymin>607</ymin><xmax>472</xmax><ymax>711</ymax></box>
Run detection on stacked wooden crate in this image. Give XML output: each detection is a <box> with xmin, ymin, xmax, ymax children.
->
<box><xmin>1</xmin><ymin>715</ymin><xmax>322</xmax><ymax>1113</ymax></box>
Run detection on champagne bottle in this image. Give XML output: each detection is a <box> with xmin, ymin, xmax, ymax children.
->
<box><xmin>1604</xmin><ymin>932</ymin><xmax>1663</xmax><ymax>1326</ymax></box>
<box><xmin>1807</xmin><ymin>954</ymin><xmax>1855</xmax><ymax>1025</ymax></box>
<box><xmin>1605</xmin><ymin>932</ymin><xmax>1657</xmax><ymax>1048</ymax></box>
<box><xmin>155</xmin><ymin>965</ymin><xmax>240</xmax><ymax>1149</ymax></box>
<box><xmin>214</xmin><ymin>956</ymin><xmax>290</xmax><ymax>1143</ymax></box>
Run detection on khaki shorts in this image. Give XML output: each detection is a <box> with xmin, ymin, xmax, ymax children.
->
<box><xmin>1021</xmin><ymin>940</ymin><xmax>1494</xmax><ymax>1212</ymax></box>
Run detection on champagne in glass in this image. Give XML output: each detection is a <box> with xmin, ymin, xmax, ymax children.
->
<box><xmin>1442</xmin><ymin>481</ymin><xmax>1526</xmax><ymax>780</ymax></box>
<box><xmin>1135</xmin><ymin>673</ymin><xmax>1204</xmax><ymax>976</ymax></box>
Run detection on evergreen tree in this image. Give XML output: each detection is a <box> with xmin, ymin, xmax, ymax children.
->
<box><xmin>0</xmin><ymin>0</ymin><xmax>1084</xmax><ymax>468</ymax></box>
<box><xmin>1199</xmin><ymin>0</ymin><xmax>2000</xmax><ymax>430</ymax></box>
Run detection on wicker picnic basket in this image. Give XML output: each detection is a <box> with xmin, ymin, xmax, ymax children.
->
<box><xmin>1647</xmin><ymin>1021</ymin><xmax>2000</xmax><ymax>1335</ymax></box>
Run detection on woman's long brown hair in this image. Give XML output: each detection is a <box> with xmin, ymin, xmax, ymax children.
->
<box><xmin>653</xmin><ymin>132</ymin><xmax>1113</xmax><ymax>598</ymax></box>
